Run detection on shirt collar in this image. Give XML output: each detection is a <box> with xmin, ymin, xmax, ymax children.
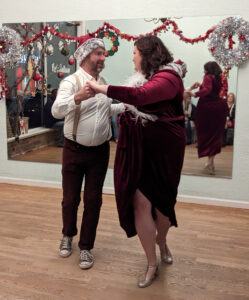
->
<box><xmin>79</xmin><ymin>67</ymin><xmax>100</xmax><ymax>82</ymax></box>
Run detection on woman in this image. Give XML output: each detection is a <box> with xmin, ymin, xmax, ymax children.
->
<box><xmin>189</xmin><ymin>61</ymin><xmax>228</xmax><ymax>175</ymax></box>
<box><xmin>224</xmin><ymin>92</ymin><xmax>236</xmax><ymax>145</ymax></box>
<box><xmin>226</xmin><ymin>92</ymin><xmax>236</xmax><ymax>128</ymax></box>
<box><xmin>87</xmin><ymin>36</ymin><xmax>186</xmax><ymax>288</ymax></box>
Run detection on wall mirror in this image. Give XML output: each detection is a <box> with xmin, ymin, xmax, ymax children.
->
<box><xmin>4</xmin><ymin>16</ymin><xmax>237</xmax><ymax>179</ymax></box>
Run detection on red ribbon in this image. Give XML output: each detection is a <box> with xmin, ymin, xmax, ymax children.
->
<box><xmin>19</xmin><ymin>20</ymin><xmax>218</xmax><ymax>46</ymax></box>
<box><xmin>0</xmin><ymin>68</ymin><xmax>6</xmax><ymax>98</ymax></box>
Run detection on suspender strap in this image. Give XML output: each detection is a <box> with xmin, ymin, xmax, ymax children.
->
<box><xmin>72</xmin><ymin>73</ymin><xmax>82</xmax><ymax>141</ymax></box>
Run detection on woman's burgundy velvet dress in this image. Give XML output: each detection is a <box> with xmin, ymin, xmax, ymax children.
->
<box><xmin>107</xmin><ymin>70</ymin><xmax>186</xmax><ymax>237</ymax></box>
<box><xmin>195</xmin><ymin>75</ymin><xmax>228</xmax><ymax>158</ymax></box>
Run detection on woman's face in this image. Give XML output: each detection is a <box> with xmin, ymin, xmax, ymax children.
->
<box><xmin>227</xmin><ymin>94</ymin><xmax>234</xmax><ymax>104</ymax></box>
<box><xmin>133</xmin><ymin>46</ymin><xmax>143</xmax><ymax>73</ymax></box>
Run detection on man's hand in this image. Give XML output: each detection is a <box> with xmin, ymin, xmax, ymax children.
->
<box><xmin>74</xmin><ymin>85</ymin><xmax>95</xmax><ymax>105</ymax></box>
<box><xmin>85</xmin><ymin>82</ymin><xmax>97</xmax><ymax>97</ymax></box>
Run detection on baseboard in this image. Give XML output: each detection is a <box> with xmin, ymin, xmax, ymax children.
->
<box><xmin>0</xmin><ymin>176</ymin><xmax>114</xmax><ymax>194</ymax></box>
<box><xmin>177</xmin><ymin>194</ymin><xmax>249</xmax><ymax>209</ymax></box>
<box><xmin>0</xmin><ymin>176</ymin><xmax>248</xmax><ymax>209</ymax></box>
<box><xmin>0</xmin><ymin>176</ymin><xmax>62</xmax><ymax>189</ymax></box>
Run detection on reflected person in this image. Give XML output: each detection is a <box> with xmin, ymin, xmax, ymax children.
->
<box><xmin>188</xmin><ymin>61</ymin><xmax>228</xmax><ymax>175</ymax></box>
<box><xmin>44</xmin><ymin>88</ymin><xmax>64</xmax><ymax>147</ymax></box>
<box><xmin>224</xmin><ymin>92</ymin><xmax>236</xmax><ymax>145</ymax></box>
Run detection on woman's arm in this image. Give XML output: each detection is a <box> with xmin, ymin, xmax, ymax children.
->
<box><xmin>107</xmin><ymin>73</ymin><xmax>180</xmax><ymax>106</ymax></box>
<box><xmin>194</xmin><ymin>75</ymin><xmax>213</xmax><ymax>98</ymax></box>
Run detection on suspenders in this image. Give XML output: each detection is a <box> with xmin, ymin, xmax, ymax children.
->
<box><xmin>71</xmin><ymin>73</ymin><xmax>106</xmax><ymax>142</ymax></box>
<box><xmin>72</xmin><ymin>73</ymin><xmax>82</xmax><ymax>141</ymax></box>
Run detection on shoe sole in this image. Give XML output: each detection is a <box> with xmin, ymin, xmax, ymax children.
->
<box><xmin>79</xmin><ymin>262</ymin><xmax>94</xmax><ymax>269</ymax></box>
<box><xmin>161</xmin><ymin>258</ymin><xmax>173</xmax><ymax>264</ymax></box>
<box><xmin>59</xmin><ymin>250</ymin><xmax>72</xmax><ymax>258</ymax></box>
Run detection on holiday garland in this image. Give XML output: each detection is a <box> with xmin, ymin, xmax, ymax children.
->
<box><xmin>18</xmin><ymin>20</ymin><xmax>216</xmax><ymax>46</ymax></box>
<box><xmin>92</xmin><ymin>20</ymin><xmax>216</xmax><ymax>44</ymax></box>
<box><xmin>1</xmin><ymin>17</ymin><xmax>249</xmax><ymax>98</ymax></box>
<box><xmin>13</xmin><ymin>17</ymin><xmax>249</xmax><ymax>69</ymax></box>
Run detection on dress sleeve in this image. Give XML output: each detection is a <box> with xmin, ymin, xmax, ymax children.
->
<box><xmin>107</xmin><ymin>73</ymin><xmax>179</xmax><ymax>106</ymax></box>
<box><xmin>195</xmin><ymin>75</ymin><xmax>213</xmax><ymax>98</ymax></box>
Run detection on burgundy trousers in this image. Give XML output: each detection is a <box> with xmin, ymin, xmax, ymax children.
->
<box><xmin>62</xmin><ymin>138</ymin><xmax>110</xmax><ymax>250</ymax></box>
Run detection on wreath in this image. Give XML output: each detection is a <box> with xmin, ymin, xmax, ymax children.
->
<box><xmin>0</xmin><ymin>26</ymin><xmax>23</xmax><ymax>69</ymax></box>
<box><xmin>97</xmin><ymin>30</ymin><xmax>119</xmax><ymax>57</ymax></box>
<box><xmin>208</xmin><ymin>17</ymin><xmax>249</xmax><ymax>68</ymax></box>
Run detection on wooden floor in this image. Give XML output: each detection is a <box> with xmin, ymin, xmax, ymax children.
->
<box><xmin>0</xmin><ymin>183</ymin><xmax>248</xmax><ymax>300</ymax></box>
<box><xmin>11</xmin><ymin>142</ymin><xmax>233</xmax><ymax>178</ymax></box>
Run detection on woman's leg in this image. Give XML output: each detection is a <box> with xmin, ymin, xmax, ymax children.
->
<box><xmin>208</xmin><ymin>155</ymin><xmax>215</xmax><ymax>167</ymax></box>
<box><xmin>207</xmin><ymin>155</ymin><xmax>215</xmax><ymax>174</ymax></box>
<box><xmin>133</xmin><ymin>189</ymin><xmax>157</xmax><ymax>269</ymax></box>
<box><xmin>155</xmin><ymin>208</ymin><xmax>171</xmax><ymax>255</ymax></box>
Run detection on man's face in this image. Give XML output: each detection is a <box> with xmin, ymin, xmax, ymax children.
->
<box><xmin>86</xmin><ymin>47</ymin><xmax>106</xmax><ymax>74</ymax></box>
<box><xmin>182</xmin><ymin>68</ymin><xmax>187</xmax><ymax>78</ymax></box>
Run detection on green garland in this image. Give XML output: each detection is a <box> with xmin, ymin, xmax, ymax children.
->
<box><xmin>97</xmin><ymin>30</ymin><xmax>119</xmax><ymax>57</ymax></box>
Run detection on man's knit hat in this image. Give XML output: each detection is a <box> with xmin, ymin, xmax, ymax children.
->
<box><xmin>174</xmin><ymin>59</ymin><xmax>187</xmax><ymax>71</ymax></box>
<box><xmin>74</xmin><ymin>34</ymin><xmax>105</xmax><ymax>65</ymax></box>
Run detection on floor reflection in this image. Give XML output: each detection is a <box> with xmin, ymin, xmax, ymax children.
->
<box><xmin>11</xmin><ymin>142</ymin><xmax>233</xmax><ymax>178</ymax></box>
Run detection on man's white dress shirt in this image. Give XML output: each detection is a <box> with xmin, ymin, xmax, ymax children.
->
<box><xmin>52</xmin><ymin>67</ymin><xmax>125</xmax><ymax>146</ymax></box>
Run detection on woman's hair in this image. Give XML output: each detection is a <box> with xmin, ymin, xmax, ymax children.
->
<box><xmin>134</xmin><ymin>36</ymin><xmax>173</xmax><ymax>79</ymax></box>
<box><xmin>204</xmin><ymin>61</ymin><xmax>222</xmax><ymax>80</ymax></box>
<box><xmin>227</xmin><ymin>92</ymin><xmax>236</xmax><ymax>103</ymax></box>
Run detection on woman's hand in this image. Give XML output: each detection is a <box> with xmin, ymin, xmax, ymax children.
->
<box><xmin>86</xmin><ymin>80</ymin><xmax>100</xmax><ymax>93</ymax></box>
<box><xmin>87</xmin><ymin>80</ymin><xmax>108</xmax><ymax>95</ymax></box>
<box><xmin>190</xmin><ymin>82</ymin><xmax>201</xmax><ymax>90</ymax></box>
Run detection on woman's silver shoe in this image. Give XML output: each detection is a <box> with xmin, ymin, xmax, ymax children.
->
<box><xmin>137</xmin><ymin>264</ymin><xmax>159</xmax><ymax>288</ymax></box>
<box><xmin>204</xmin><ymin>163</ymin><xmax>215</xmax><ymax>175</ymax></box>
<box><xmin>161</xmin><ymin>244</ymin><xmax>173</xmax><ymax>264</ymax></box>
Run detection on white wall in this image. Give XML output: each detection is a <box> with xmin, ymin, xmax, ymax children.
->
<box><xmin>0</xmin><ymin>0</ymin><xmax>249</xmax><ymax>207</ymax></box>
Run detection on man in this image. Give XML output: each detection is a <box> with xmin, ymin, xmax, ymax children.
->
<box><xmin>52</xmin><ymin>34</ymin><xmax>124</xmax><ymax>269</ymax></box>
<box><xmin>174</xmin><ymin>59</ymin><xmax>187</xmax><ymax>79</ymax></box>
<box><xmin>174</xmin><ymin>59</ymin><xmax>197</xmax><ymax>144</ymax></box>
<box><xmin>44</xmin><ymin>88</ymin><xmax>65</xmax><ymax>147</ymax></box>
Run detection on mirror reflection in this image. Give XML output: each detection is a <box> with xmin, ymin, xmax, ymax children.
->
<box><xmin>4</xmin><ymin>16</ymin><xmax>237</xmax><ymax>178</ymax></box>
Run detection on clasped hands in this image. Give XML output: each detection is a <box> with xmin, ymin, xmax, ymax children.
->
<box><xmin>184</xmin><ymin>81</ymin><xmax>201</xmax><ymax>99</ymax></box>
<box><xmin>74</xmin><ymin>80</ymin><xmax>102</xmax><ymax>105</ymax></box>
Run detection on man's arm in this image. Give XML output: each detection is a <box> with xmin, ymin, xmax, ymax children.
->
<box><xmin>52</xmin><ymin>79</ymin><xmax>78</xmax><ymax>119</ymax></box>
<box><xmin>110</xmin><ymin>103</ymin><xmax>125</xmax><ymax>116</ymax></box>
